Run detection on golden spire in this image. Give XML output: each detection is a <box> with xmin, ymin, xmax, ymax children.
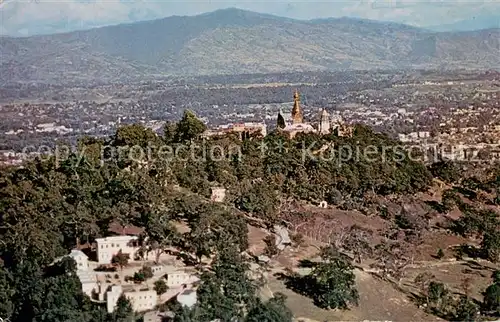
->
<box><xmin>291</xmin><ymin>89</ymin><xmax>303</xmax><ymax>124</ymax></box>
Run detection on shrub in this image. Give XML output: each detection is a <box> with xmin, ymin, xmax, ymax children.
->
<box><xmin>483</xmin><ymin>283</ymin><xmax>500</xmax><ymax>315</ymax></box>
<box><xmin>263</xmin><ymin>235</ymin><xmax>279</xmax><ymax>257</ymax></box>
<box><xmin>492</xmin><ymin>270</ymin><xmax>500</xmax><ymax>284</ymax></box>
<box><xmin>154</xmin><ymin>279</ymin><xmax>168</xmax><ymax>295</ymax></box>
<box><xmin>133</xmin><ymin>272</ymin><xmax>145</xmax><ymax>283</ymax></box>
<box><xmin>140</xmin><ymin>266</ymin><xmax>154</xmax><ymax>279</ymax></box>
<box><xmin>454</xmin><ymin>296</ymin><xmax>479</xmax><ymax>321</ymax></box>
<box><xmin>290</xmin><ymin>233</ymin><xmax>305</xmax><ymax>247</ymax></box>
<box><xmin>437</xmin><ymin>248</ymin><xmax>445</xmax><ymax>260</ymax></box>
<box><xmin>428</xmin><ymin>281</ymin><xmax>447</xmax><ymax>304</ymax></box>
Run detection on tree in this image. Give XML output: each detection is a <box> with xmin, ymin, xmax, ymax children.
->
<box><xmin>144</xmin><ymin>213</ymin><xmax>181</xmax><ymax>264</ymax></box>
<box><xmin>236</xmin><ymin>181</ymin><xmax>280</xmax><ymax>224</ymax></box>
<box><xmin>483</xmin><ymin>283</ymin><xmax>500</xmax><ymax>315</ymax></box>
<box><xmin>309</xmin><ymin>254</ymin><xmax>359</xmax><ymax>310</ymax></box>
<box><xmin>195</xmin><ymin>245</ymin><xmax>258</xmax><ymax>321</ymax></box>
<box><xmin>113</xmin><ymin>295</ymin><xmax>135</xmax><ymax>322</ymax></box>
<box><xmin>112</xmin><ymin>124</ymin><xmax>160</xmax><ymax>148</ymax></box>
<box><xmin>441</xmin><ymin>189</ymin><xmax>461</xmax><ymax>212</ymax></box>
<box><xmin>276</xmin><ymin>113</ymin><xmax>286</xmax><ymax>129</ymax></box>
<box><xmin>185</xmin><ymin>205</ymin><xmax>248</xmax><ymax>264</ymax></box>
<box><xmin>154</xmin><ymin>279</ymin><xmax>168</xmax><ymax>295</ymax></box>
<box><xmin>437</xmin><ymin>248</ymin><xmax>445</xmax><ymax>260</ymax></box>
<box><xmin>112</xmin><ymin>250</ymin><xmax>129</xmax><ymax>272</ymax></box>
<box><xmin>9</xmin><ymin>257</ymin><xmax>104</xmax><ymax>322</ymax></box>
<box><xmin>282</xmin><ymin>249</ymin><xmax>358</xmax><ymax>310</ymax></box>
<box><xmin>245</xmin><ymin>293</ymin><xmax>293</xmax><ymax>322</ymax></box>
<box><xmin>492</xmin><ymin>270</ymin><xmax>500</xmax><ymax>284</ymax></box>
<box><xmin>263</xmin><ymin>235</ymin><xmax>279</xmax><ymax>258</ymax></box>
<box><xmin>483</xmin><ymin>270</ymin><xmax>500</xmax><ymax>316</ymax></box>
<box><xmin>174</xmin><ymin>110</ymin><xmax>206</xmax><ymax>142</ymax></box>
<box><xmin>140</xmin><ymin>266</ymin><xmax>153</xmax><ymax>279</ymax></box>
<box><xmin>481</xmin><ymin>230</ymin><xmax>500</xmax><ymax>262</ymax></box>
<box><xmin>133</xmin><ymin>272</ymin><xmax>145</xmax><ymax>283</ymax></box>
<box><xmin>414</xmin><ymin>272</ymin><xmax>435</xmax><ymax>305</ymax></box>
<box><xmin>454</xmin><ymin>295</ymin><xmax>479</xmax><ymax>321</ymax></box>
<box><xmin>428</xmin><ymin>281</ymin><xmax>447</xmax><ymax>305</ymax></box>
<box><xmin>0</xmin><ymin>264</ymin><xmax>14</xmax><ymax>320</ymax></box>
<box><xmin>338</xmin><ymin>225</ymin><xmax>373</xmax><ymax>264</ymax></box>
<box><xmin>163</xmin><ymin>121</ymin><xmax>178</xmax><ymax>144</ymax></box>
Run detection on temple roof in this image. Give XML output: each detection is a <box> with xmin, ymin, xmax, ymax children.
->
<box><xmin>283</xmin><ymin>123</ymin><xmax>315</xmax><ymax>131</ymax></box>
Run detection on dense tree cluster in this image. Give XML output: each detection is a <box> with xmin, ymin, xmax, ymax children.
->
<box><xmin>165</xmin><ymin>121</ymin><xmax>432</xmax><ymax>222</ymax></box>
<box><xmin>441</xmin><ymin>173</ymin><xmax>500</xmax><ymax>264</ymax></box>
<box><xmin>430</xmin><ymin>160</ymin><xmax>461</xmax><ymax>184</ymax></box>
<box><xmin>173</xmin><ymin>245</ymin><xmax>292</xmax><ymax>322</ymax></box>
<box><xmin>279</xmin><ymin>247</ymin><xmax>359</xmax><ymax>310</ymax></box>
<box><xmin>415</xmin><ymin>275</ymin><xmax>481</xmax><ymax>321</ymax></box>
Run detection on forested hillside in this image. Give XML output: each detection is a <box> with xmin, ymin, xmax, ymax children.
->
<box><xmin>1</xmin><ymin>111</ymin><xmax>500</xmax><ymax>321</ymax></box>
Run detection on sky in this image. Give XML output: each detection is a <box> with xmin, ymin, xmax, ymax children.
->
<box><xmin>0</xmin><ymin>0</ymin><xmax>499</xmax><ymax>36</ymax></box>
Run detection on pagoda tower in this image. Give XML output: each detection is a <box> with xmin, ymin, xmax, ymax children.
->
<box><xmin>291</xmin><ymin>89</ymin><xmax>303</xmax><ymax>124</ymax></box>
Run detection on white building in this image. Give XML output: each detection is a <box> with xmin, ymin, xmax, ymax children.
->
<box><xmin>165</xmin><ymin>271</ymin><xmax>197</xmax><ymax>288</ymax></box>
<box><xmin>318</xmin><ymin>109</ymin><xmax>331</xmax><ymax>135</ymax></box>
<box><xmin>96</xmin><ymin>236</ymin><xmax>140</xmax><ymax>264</ymax></box>
<box><xmin>203</xmin><ymin>122</ymin><xmax>267</xmax><ymax>139</ymax></box>
<box><xmin>282</xmin><ymin>123</ymin><xmax>316</xmax><ymax>139</ymax></box>
<box><xmin>210</xmin><ymin>187</ymin><xmax>226</xmax><ymax>203</ymax></box>
<box><xmin>177</xmin><ymin>289</ymin><xmax>197</xmax><ymax>308</ymax></box>
<box><xmin>69</xmin><ymin>249</ymin><xmax>89</xmax><ymax>271</ymax></box>
<box><xmin>106</xmin><ymin>285</ymin><xmax>124</xmax><ymax>313</ymax></box>
<box><xmin>80</xmin><ymin>272</ymin><xmax>99</xmax><ymax>298</ymax></box>
<box><xmin>106</xmin><ymin>285</ymin><xmax>158</xmax><ymax>313</ymax></box>
<box><xmin>124</xmin><ymin>289</ymin><xmax>157</xmax><ymax>312</ymax></box>
<box><xmin>53</xmin><ymin>250</ymin><xmax>98</xmax><ymax>298</ymax></box>
<box><xmin>418</xmin><ymin>131</ymin><xmax>431</xmax><ymax>138</ymax></box>
<box><xmin>151</xmin><ymin>265</ymin><xmax>164</xmax><ymax>276</ymax></box>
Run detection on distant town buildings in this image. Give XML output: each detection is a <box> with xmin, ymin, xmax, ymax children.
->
<box><xmin>203</xmin><ymin>122</ymin><xmax>267</xmax><ymax>139</ymax></box>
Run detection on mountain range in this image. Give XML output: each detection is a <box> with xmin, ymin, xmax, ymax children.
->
<box><xmin>0</xmin><ymin>8</ymin><xmax>499</xmax><ymax>84</ymax></box>
<box><xmin>428</xmin><ymin>14</ymin><xmax>499</xmax><ymax>32</ymax></box>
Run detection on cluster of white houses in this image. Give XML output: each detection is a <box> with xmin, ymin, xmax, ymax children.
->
<box><xmin>59</xmin><ymin>235</ymin><xmax>198</xmax><ymax>316</ymax></box>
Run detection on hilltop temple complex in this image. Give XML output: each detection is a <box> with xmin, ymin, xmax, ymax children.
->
<box><xmin>278</xmin><ymin>90</ymin><xmax>352</xmax><ymax>138</ymax></box>
<box><xmin>203</xmin><ymin>90</ymin><xmax>352</xmax><ymax>139</ymax></box>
